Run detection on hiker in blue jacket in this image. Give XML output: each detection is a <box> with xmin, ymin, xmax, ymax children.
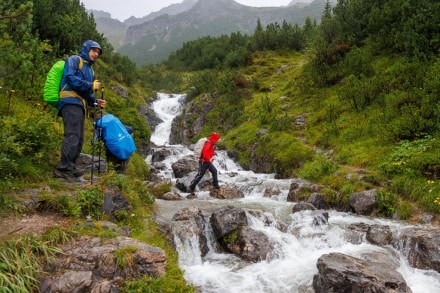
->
<box><xmin>53</xmin><ymin>40</ymin><xmax>106</xmax><ymax>181</ymax></box>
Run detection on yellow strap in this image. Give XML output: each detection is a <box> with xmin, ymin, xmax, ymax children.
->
<box><xmin>59</xmin><ymin>90</ymin><xmax>87</xmax><ymax>113</ymax></box>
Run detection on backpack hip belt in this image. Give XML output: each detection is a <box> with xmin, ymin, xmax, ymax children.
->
<box><xmin>59</xmin><ymin>90</ymin><xmax>87</xmax><ymax>110</ymax></box>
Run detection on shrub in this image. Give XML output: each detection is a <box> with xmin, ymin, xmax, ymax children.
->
<box><xmin>0</xmin><ymin>115</ymin><xmax>60</xmax><ymax>180</ymax></box>
<box><xmin>396</xmin><ymin>201</ymin><xmax>414</xmax><ymax>220</ymax></box>
<box><xmin>376</xmin><ymin>190</ymin><xmax>397</xmax><ymax>217</ymax></box>
<box><xmin>77</xmin><ymin>187</ymin><xmax>104</xmax><ymax>219</ymax></box>
<box><xmin>298</xmin><ymin>155</ymin><xmax>339</xmax><ymax>182</ymax></box>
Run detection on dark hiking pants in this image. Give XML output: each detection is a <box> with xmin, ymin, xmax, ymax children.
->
<box><xmin>57</xmin><ymin>104</ymin><xmax>85</xmax><ymax>171</ymax></box>
<box><xmin>189</xmin><ymin>161</ymin><xmax>219</xmax><ymax>191</ymax></box>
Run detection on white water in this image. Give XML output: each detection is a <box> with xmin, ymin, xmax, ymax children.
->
<box><xmin>149</xmin><ymin>93</ymin><xmax>440</xmax><ymax>293</ymax></box>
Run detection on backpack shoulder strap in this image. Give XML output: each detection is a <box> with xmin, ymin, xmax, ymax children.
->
<box><xmin>76</xmin><ymin>55</ymin><xmax>83</xmax><ymax>70</ymax></box>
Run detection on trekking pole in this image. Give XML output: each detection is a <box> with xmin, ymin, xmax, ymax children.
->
<box><xmin>91</xmin><ymin>96</ymin><xmax>98</xmax><ymax>183</ymax></box>
<box><xmin>97</xmin><ymin>87</ymin><xmax>105</xmax><ymax>175</ymax></box>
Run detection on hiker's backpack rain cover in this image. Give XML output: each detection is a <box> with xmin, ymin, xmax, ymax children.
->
<box><xmin>43</xmin><ymin>60</ymin><xmax>65</xmax><ymax>108</ymax></box>
<box><xmin>43</xmin><ymin>56</ymin><xmax>84</xmax><ymax>108</ymax></box>
<box><xmin>97</xmin><ymin>114</ymin><xmax>137</xmax><ymax>160</ymax></box>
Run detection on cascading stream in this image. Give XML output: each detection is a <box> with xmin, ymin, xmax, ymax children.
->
<box><xmin>149</xmin><ymin>93</ymin><xmax>440</xmax><ymax>293</ymax></box>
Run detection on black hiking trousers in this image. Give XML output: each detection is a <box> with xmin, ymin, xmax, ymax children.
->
<box><xmin>57</xmin><ymin>104</ymin><xmax>85</xmax><ymax>171</ymax></box>
<box><xmin>189</xmin><ymin>161</ymin><xmax>219</xmax><ymax>192</ymax></box>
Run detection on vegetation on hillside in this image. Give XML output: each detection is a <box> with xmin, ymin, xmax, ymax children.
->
<box><xmin>160</xmin><ymin>0</ymin><xmax>440</xmax><ymax>218</ymax></box>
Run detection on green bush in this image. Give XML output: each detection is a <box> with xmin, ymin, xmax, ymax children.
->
<box><xmin>298</xmin><ymin>155</ymin><xmax>339</xmax><ymax>181</ymax></box>
<box><xmin>378</xmin><ymin>136</ymin><xmax>440</xmax><ymax>179</ymax></box>
<box><xmin>77</xmin><ymin>187</ymin><xmax>104</xmax><ymax>219</ymax></box>
<box><xmin>396</xmin><ymin>201</ymin><xmax>414</xmax><ymax>220</ymax></box>
<box><xmin>126</xmin><ymin>153</ymin><xmax>150</xmax><ymax>181</ymax></box>
<box><xmin>0</xmin><ymin>115</ymin><xmax>60</xmax><ymax>180</ymax></box>
<box><xmin>375</xmin><ymin>190</ymin><xmax>397</xmax><ymax>217</ymax></box>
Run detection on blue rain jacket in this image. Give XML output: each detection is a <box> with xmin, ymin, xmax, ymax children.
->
<box><xmin>58</xmin><ymin>40</ymin><xmax>101</xmax><ymax>113</ymax></box>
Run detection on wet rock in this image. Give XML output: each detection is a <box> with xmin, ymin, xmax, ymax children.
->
<box><xmin>171</xmin><ymin>157</ymin><xmax>198</xmax><ymax>178</ymax></box>
<box><xmin>225</xmin><ymin>226</ymin><xmax>274</xmax><ymax>262</ymax></box>
<box><xmin>312</xmin><ymin>212</ymin><xmax>329</xmax><ymax>227</ymax></box>
<box><xmin>151</xmin><ymin>148</ymin><xmax>171</xmax><ymax>162</ymax></box>
<box><xmin>366</xmin><ymin>224</ymin><xmax>392</xmax><ymax>246</ymax></box>
<box><xmin>140</xmin><ymin>104</ymin><xmax>162</xmax><ymax>133</ymax></box>
<box><xmin>307</xmin><ymin>193</ymin><xmax>329</xmax><ymax>210</ymax></box>
<box><xmin>160</xmin><ymin>190</ymin><xmax>182</xmax><ymax>200</ymax></box>
<box><xmin>175</xmin><ymin>173</ymin><xmax>197</xmax><ymax>192</ymax></box>
<box><xmin>171</xmin><ymin>206</ymin><xmax>209</xmax><ymax>257</ymax></box>
<box><xmin>313</xmin><ymin>252</ymin><xmax>411</xmax><ymax>293</ymax></box>
<box><xmin>263</xmin><ymin>186</ymin><xmax>281</xmax><ymax>198</ymax></box>
<box><xmin>292</xmin><ymin>201</ymin><xmax>316</xmax><ymax>213</ymax></box>
<box><xmin>210</xmin><ymin>186</ymin><xmax>244</xmax><ymax>199</ymax></box>
<box><xmin>210</xmin><ymin>206</ymin><xmax>248</xmax><ymax>239</ymax></box>
<box><xmin>101</xmin><ymin>186</ymin><xmax>130</xmax><ymax>219</ymax></box>
<box><xmin>249</xmin><ymin>142</ymin><xmax>272</xmax><ymax>174</ymax></box>
<box><xmin>400</xmin><ymin>227</ymin><xmax>440</xmax><ymax>273</ymax></box>
<box><xmin>345</xmin><ymin>222</ymin><xmax>370</xmax><ymax>244</ymax></box>
<box><xmin>349</xmin><ymin>189</ymin><xmax>377</xmax><ymax>215</ymax></box>
<box><xmin>177</xmin><ymin>93</ymin><xmax>216</xmax><ymax>144</ymax></box>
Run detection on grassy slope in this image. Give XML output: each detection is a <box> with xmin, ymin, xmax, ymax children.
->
<box><xmin>220</xmin><ymin>50</ymin><xmax>440</xmax><ymax>219</ymax></box>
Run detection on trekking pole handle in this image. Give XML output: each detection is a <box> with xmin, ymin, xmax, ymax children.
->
<box><xmin>99</xmin><ymin>87</ymin><xmax>105</xmax><ymax>109</ymax></box>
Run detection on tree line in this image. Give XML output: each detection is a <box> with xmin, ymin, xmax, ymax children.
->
<box><xmin>0</xmin><ymin>0</ymin><xmax>138</xmax><ymax>103</ymax></box>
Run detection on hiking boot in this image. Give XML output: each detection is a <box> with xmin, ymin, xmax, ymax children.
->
<box><xmin>187</xmin><ymin>192</ymin><xmax>197</xmax><ymax>199</ymax></box>
<box><xmin>72</xmin><ymin>167</ymin><xmax>84</xmax><ymax>177</ymax></box>
<box><xmin>53</xmin><ymin>168</ymin><xmax>79</xmax><ymax>182</ymax></box>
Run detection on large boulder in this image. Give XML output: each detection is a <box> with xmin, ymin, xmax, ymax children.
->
<box><xmin>313</xmin><ymin>252</ymin><xmax>411</xmax><ymax>293</ymax></box>
<box><xmin>224</xmin><ymin>226</ymin><xmax>274</xmax><ymax>262</ymax></box>
<box><xmin>171</xmin><ymin>157</ymin><xmax>199</xmax><ymax>178</ymax></box>
<box><xmin>349</xmin><ymin>189</ymin><xmax>377</xmax><ymax>215</ymax></box>
<box><xmin>172</xmin><ymin>206</ymin><xmax>209</xmax><ymax>258</ymax></box>
<box><xmin>210</xmin><ymin>206</ymin><xmax>248</xmax><ymax>239</ymax></box>
<box><xmin>39</xmin><ymin>236</ymin><xmax>166</xmax><ymax>292</ymax></box>
<box><xmin>400</xmin><ymin>227</ymin><xmax>440</xmax><ymax>273</ymax></box>
<box><xmin>307</xmin><ymin>192</ymin><xmax>329</xmax><ymax>210</ymax></box>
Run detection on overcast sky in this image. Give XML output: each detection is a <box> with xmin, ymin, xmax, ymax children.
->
<box><xmin>80</xmin><ymin>0</ymin><xmax>305</xmax><ymax>22</ymax></box>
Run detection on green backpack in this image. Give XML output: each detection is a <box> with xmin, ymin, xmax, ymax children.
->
<box><xmin>43</xmin><ymin>56</ymin><xmax>83</xmax><ymax>108</ymax></box>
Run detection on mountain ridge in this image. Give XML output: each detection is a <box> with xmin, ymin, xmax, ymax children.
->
<box><xmin>91</xmin><ymin>0</ymin><xmax>327</xmax><ymax>65</ymax></box>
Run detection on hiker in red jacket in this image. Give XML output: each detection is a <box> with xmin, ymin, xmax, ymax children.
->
<box><xmin>188</xmin><ymin>132</ymin><xmax>221</xmax><ymax>198</ymax></box>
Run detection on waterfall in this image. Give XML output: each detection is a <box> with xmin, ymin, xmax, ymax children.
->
<box><xmin>149</xmin><ymin>93</ymin><xmax>440</xmax><ymax>293</ymax></box>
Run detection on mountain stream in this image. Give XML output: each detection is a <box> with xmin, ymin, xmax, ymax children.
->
<box><xmin>148</xmin><ymin>93</ymin><xmax>440</xmax><ymax>293</ymax></box>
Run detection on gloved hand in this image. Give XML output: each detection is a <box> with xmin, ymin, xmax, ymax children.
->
<box><xmin>93</xmin><ymin>80</ymin><xmax>101</xmax><ymax>91</ymax></box>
